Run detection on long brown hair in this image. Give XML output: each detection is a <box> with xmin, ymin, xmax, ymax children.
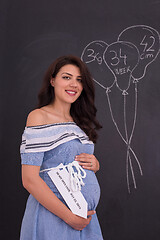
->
<box><xmin>37</xmin><ymin>55</ymin><xmax>102</xmax><ymax>143</ymax></box>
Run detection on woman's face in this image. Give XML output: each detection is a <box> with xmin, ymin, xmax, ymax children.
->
<box><xmin>51</xmin><ymin>64</ymin><xmax>83</xmax><ymax>105</ymax></box>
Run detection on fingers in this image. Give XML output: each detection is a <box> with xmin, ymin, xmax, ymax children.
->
<box><xmin>80</xmin><ymin>165</ymin><xmax>95</xmax><ymax>171</ymax></box>
<box><xmin>77</xmin><ymin>162</ymin><xmax>92</xmax><ymax>167</ymax></box>
<box><xmin>75</xmin><ymin>154</ymin><xmax>99</xmax><ymax>172</ymax></box>
<box><xmin>77</xmin><ymin>161</ymin><xmax>94</xmax><ymax>171</ymax></box>
<box><xmin>75</xmin><ymin>153</ymin><xmax>93</xmax><ymax>162</ymax></box>
<box><xmin>87</xmin><ymin>210</ymin><xmax>96</xmax><ymax>216</ymax></box>
<box><xmin>75</xmin><ymin>154</ymin><xmax>96</xmax><ymax>166</ymax></box>
<box><xmin>75</xmin><ymin>153</ymin><xmax>100</xmax><ymax>173</ymax></box>
<box><xmin>69</xmin><ymin>212</ymin><xmax>95</xmax><ymax>230</ymax></box>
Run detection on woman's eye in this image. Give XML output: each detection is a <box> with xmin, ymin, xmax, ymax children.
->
<box><xmin>63</xmin><ymin>76</ymin><xmax>70</xmax><ymax>80</ymax></box>
<box><xmin>77</xmin><ymin>78</ymin><xmax>82</xmax><ymax>82</ymax></box>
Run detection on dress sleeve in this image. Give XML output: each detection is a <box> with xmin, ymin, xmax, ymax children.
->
<box><xmin>20</xmin><ymin>127</ymin><xmax>44</xmax><ymax>166</ymax></box>
<box><xmin>21</xmin><ymin>152</ymin><xmax>44</xmax><ymax>166</ymax></box>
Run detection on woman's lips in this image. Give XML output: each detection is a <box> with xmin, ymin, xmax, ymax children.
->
<box><xmin>65</xmin><ymin>90</ymin><xmax>77</xmax><ymax>96</ymax></box>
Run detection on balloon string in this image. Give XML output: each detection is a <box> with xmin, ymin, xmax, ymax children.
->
<box><xmin>123</xmin><ymin>94</ymin><xmax>131</xmax><ymax>193</ymax></box>
<box><xmin>124</xmin><ymin>82</ymin><xmax>143</xmax><ymax>193</ymax></box>
<box><xmin>106</xmin><ymin>88</ymin><xmax>126</xmax><ymax>141</ymax></box>
<box><xmin>106</xmin><ymin>89</ymin><xmax>135</xmax><ymax>150</ymax></box>
<box><xmin>93</xmin><ymin>79</ymin><xmax>143</xmax><ymax>192</ymax></box>
<box><xmin>93</xmin><ymin>78</ymin><xmax>107</xmax><ymax>90</ymax></box>
<box><xmin>115</xmin><ymin>73</ymin><xmax>132</xmax><ymax>95</ymax></box>
<box><xmin>106</xmin><ymin>85</ymin><xmax>142</xmax><ymax>173</ymax></box>
<box><xmin>93</xmin><ymin>78</ymin><xmax>115</xmax><ymax>90</ymax></box>
<box><xmin>106</xmin><ymin>88</ymin><xmax>142</xmax><ymax>192</ymax></box>
<box><xmin>124</xmin><ymin>82</ymin><xmax>143</xmax><ymax>192</ymax></box>
<box><xmin>129</xmin><ymin>82</ymin><xmax>143</xmax><ymax>176</ymax></box>
<box><xmin>123</xmin><ymin>94</ymin><xmax>137</xmax><ymax>193</ymax></box>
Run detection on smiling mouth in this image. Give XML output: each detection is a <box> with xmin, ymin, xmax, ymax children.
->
<box><xmin>65</xmin><ymin>90</ymin><xmax>77</xmax><ymax>96</ymax></box>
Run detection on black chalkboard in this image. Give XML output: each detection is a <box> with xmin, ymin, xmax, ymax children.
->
<box><xmin>1</xmin><ymin>0</ymin><xmax>160</xmax><ymax>239</ymax></box>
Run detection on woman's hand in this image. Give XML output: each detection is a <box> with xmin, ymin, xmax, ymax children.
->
<box><xmin>75</xmin><ymin>153</ymin><xmax>100</xmax><ymax>173</ymax></box>
<box><xmin>65</xmin><ymin>210</ymin><xmax>96</xmax><ymax>231</ymax></box>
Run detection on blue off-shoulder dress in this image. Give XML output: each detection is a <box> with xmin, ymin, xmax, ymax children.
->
<box><xmin>20</xmin><ymin>122</ymin><xmax>103</xmax><ymax>240</ymax></box>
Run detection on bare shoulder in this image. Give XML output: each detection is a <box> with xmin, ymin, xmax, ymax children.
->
<box><xmin>26</xmin><ymin>109</ymin><xmax>44</xmax><ymax>127</ymax></box>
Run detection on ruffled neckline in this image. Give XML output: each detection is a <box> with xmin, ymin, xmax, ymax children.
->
<box><xmin>26</xmin><ymin>121</ymin><xmax>76</xmax><ymax>129</ymax></box>
<box><xmin>21</xmin><ymin>122</ymin><xmax>93</xmax><ymax>153</ymax></box>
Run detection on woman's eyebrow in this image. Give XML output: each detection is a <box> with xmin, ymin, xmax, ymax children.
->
<box><xmin>61</xmin><ymin>72</ymin><xmax>72</xmax><ymax>76</ymax></box>
<box><xmin>61</xmin><ymin>72</ymin><xmax>82</xmax><ymax>78</ymax></box>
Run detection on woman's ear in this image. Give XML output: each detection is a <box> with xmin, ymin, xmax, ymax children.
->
<box><xmin>50</xmin><ymin>78</ymin><xmax>54</xmax><ymax>87</ymax></box>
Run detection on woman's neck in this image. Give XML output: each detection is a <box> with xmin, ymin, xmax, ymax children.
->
<box><xmin>43</xmin><ymin>101</ymin><xmax>72</xmax><ymax>122</ymax></box>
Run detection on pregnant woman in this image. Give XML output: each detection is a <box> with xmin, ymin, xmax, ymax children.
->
<box><xmin>20</xmin><ymin>55</ymin><xmax>103</xmax><ymax>239</ymax></box>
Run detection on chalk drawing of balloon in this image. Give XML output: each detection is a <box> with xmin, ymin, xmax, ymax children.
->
<box><xmin>118</xmin><ymin>25</ymin><xmax>160</xmax><ymax>80</ymax></box>
<box><xmin>103</xmin><ymin>41</ymin><xmax>139</xmax><ymax>94</ymax></box>
<box><xmin>81</xmin><ymin>40</ymin><xmax>115</xmax><ymax>89</ymax></box>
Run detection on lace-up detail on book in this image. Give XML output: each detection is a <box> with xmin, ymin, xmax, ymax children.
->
<box><xmin>40</xmin><ymin>161</ymin><xmax>86</xmax><ymax>192</ymax></box>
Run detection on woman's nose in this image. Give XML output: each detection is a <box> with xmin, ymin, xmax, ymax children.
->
<box><xmin>69</xmin><ymin>78</ymin><xmax>78</xmax><ymax>87</ymax></box>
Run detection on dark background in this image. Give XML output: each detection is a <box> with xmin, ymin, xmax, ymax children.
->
<box><xmin>1</xmin><ymin>0</ymin><xmax>160</xmax><ymax>239</ymax></box>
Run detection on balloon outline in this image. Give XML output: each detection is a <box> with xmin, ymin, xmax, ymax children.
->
<box><xmin>81</xmin><ymin>25</ymin><xmax>160</xmax><ymax>192</ymax></box>
<box><xmin>118</xmin><ymin>25</ymin><xmax>160</xmax><ymax>81</ymax></box>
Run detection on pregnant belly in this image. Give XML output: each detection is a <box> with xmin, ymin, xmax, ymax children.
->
<box><xmin>81</xmin><ymin>170</ymin><xmax>101</xmax><ymax>211</ymax></box>
<box><xmin>41</xmin><ymin>169</ymin><xmax>100</xmax><ymax>211</ymax></box>
<box><xmin>81</xmin><ymin>184</ymin><xmax>100</xmax><ymax>211</ymax></box>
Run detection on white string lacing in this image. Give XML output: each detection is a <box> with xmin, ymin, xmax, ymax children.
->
<box><xmin>40</xmin><ymin>161</ymin><xmax>86</xmax><ymax>192</ymax></box>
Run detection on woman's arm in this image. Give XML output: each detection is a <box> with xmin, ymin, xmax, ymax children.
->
<box><xmin>22</xmin><ymin>164</ymin><xmax>95</xmax><ymax>230</ymax></box>
<box><xmin>75</xmin><ymin>153</ymin><xmax>100</xmax><ymax>173</ymax></box>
